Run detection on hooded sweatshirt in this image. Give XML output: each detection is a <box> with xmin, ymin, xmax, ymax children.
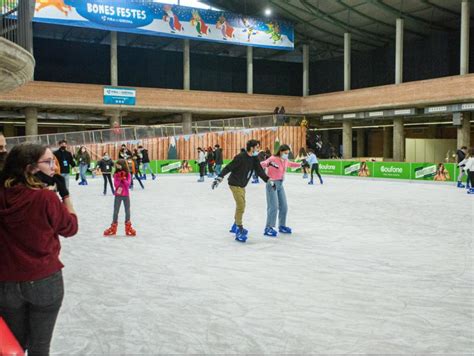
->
<box><xmin>0</xmin><ymin>185</ymin><xmax>78</xmax><ymax>281</ymax></box>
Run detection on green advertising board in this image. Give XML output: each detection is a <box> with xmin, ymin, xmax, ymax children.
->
<box><xmin>372</xmin><ymin>162</ymin><xmax>411</xmax><ymax>179</ymax></box>
<box><xmin>411</xmin><ymin>163</ymin><xmax>456</xmax><ymax>182</ymax></box>
<box><xmin>318</xmin><ymin>160</ymin><xmax>343</xmax><ymax>175</ymax></box>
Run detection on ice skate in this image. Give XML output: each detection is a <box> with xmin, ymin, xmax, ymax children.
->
<box><xmin>103</xmin><ymin>223</ymin><xmax>118</xmax><ymax>237</ymax></box>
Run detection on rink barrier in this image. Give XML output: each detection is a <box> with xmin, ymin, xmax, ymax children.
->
<box><xmin>87</xmin><ymin>159</ymin><xmax>463</xmax><ymax>183</ymax></box>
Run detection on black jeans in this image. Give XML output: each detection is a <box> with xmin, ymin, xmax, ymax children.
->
<box><xmin>113</xmin><ymin>196</ymin><xmax>131</xmax><ymax>223</ymax></box>
<box><xmin>102</xmin><ymin>174</ymin><xmax>114</xmax><ymax>194</ymax></box>
<box><xmin>199</xmin><ymin>162</ymin><xmax>206</xmax><ymax>177</ymax></box>
<box><xmin>0</xmin><ymin>271</ymin><xmax>64</xmax><ymax>356</ymax></box>
<box><xmin>311</xmin><ymin>163</ymin><xmax>322</xmax><ymax>182</ymax></box>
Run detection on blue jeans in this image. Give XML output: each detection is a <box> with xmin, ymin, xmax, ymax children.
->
<box><xmin>0</xmin><ymin>271</ymin><xmax>64</xmax><ymax>356</ymax></box>
<box><xmin>79</xmin><ymin>163</ymin><xmax>88</xmax><ymax>182</ymax></box>
<box><xmin>214</xmin><ymin>164</ymin><xmax>222</xmax><ymax>176</ymax></box>
<box><xmin>142</xmin><ymin>162</ymin><xmax>154</xmax><ymax>176</ymax></box>
<box><xmin>265</xmin><ymin>180</ymin><xmax>288</xmax><ymax>228</ymax></box>
<box><xmin>61</xmin><ymin>173</ymin><xmax>70</xmax><ymax>190</ymax></box>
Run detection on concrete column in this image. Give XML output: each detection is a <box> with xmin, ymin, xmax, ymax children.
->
<box><xmin>247</xmin><ymin>46</ymin><xmax>253</xmax><ymax>94</ymax></box>
<box><xmin>383</xmin><ymin>127</ymin><xmax>393</xmax><ymax>159</ymax></box>
<box><xmin>460</xmin><ymin>0</ymin><xmax>470</xmax><ymax>75</ymax></box>
<box><xmin>344</xmin><ymin>33</ymin><xmax>351</xmax><ymax>91</ymax></box>
<box><xmin>302</xmin><ymin>44</ymin><xmax>309</xmax><ymax>97</ymax></box>
<box><xmin>356</xmin><ymin>128</ymin><xmax>365</xmax><ymax>157</ymax></box>
<box><xmin>393</xmin><ymin>117</ymin><xmax>405</xmax><ymax>162</ymax></box>
<box><xmin>2</xmin><ymin>124</ymin><xmax>15</xmax><ymax>137</ymax></box>
<box><xmin>183</xmin><ymin>112</ymin><xmax>192</xmax><ymax>135</ymax></box>
<box><xmin>395</xmin><ymin>18</ymin><xmax>404</xmax><ymax>84</ymax></box>
<box><xmin>457</xmin><ymin>112</ymin><xmax>471</xmax><ymax>148</ymax></box>
<box><xmin>25</xmin><ymin>107</ymin><xmax>38</xmax><ymax>137</ymax></box>
<box><xmin>110</xmin><ymin>31</ymin><xmax>118</xmax><ymax>86</ymax></box>
<box><xmin>107</xmin><ymin>110</ymin><xmax>121</xmax><ymax>128</ymax></box>
<box><xmin>426</xmin><ymin>125</ymin><xmax>437</xmax><ymax>139</ymax></box>
<box><xmin>342</xmin><ymin>120</ymin><xmax>353</xmax><ymax>159</ymax></box>
<box><xmin>183</xmin><ymin>39</ymin><xmax>190</xmax><ymax>90</ymax></box>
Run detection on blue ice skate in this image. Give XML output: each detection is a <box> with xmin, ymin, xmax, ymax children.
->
<box><xmin>235</xmin><ymin>228</ymin><xmax>248</xmax><ymax>243</ymax></box>
<box><xmin>308</xmin><ymin>180</ymin><xmax>314</xmax><ymax>185</ymax></box>
<box><xmin>263</xmin><ymin>227</ymin><xmax>278</xmax><ymax>237</ymax></box>
<box><xmin>230</xmin><ymin>223</ymin><xmax>247</xmax><ymax>235</ymax></box>
<box><xmin>468</xmin><ymin>188</ymin><xmax>474</xmax><ymax>195</ymax></box>
<box><xmin>278</xmin><ymin>226</ymin><xmax>292</xmax><ymax>234</ymax></box>
<box><xmin>457</xmin><ymin>181</ymin><xmax>466</xmax><ymax>188</ymax></box>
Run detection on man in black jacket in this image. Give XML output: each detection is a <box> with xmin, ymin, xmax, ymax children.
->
<box><xmin>53</xmin><ymin>140</ymin><xmax>75</xmax><ymax>190</ymax></box>
<box><xmin>214</xmin><ymin>145</ymin><xmax>223</xmax><ymax>176</ymax></box>
<box><xmin>212</xmin><ymin>139</ymin><xmax>274</xmax><ymax>243</ymax></box>
<box><xmin>138</xmin><ymin>145</ymin><xmax>156</xmax><ymax>180</ymax></box>
<box><xmin>456</xmin><ymin>146</ymin><xmax>468</xmax><ymax>188</ymax></box>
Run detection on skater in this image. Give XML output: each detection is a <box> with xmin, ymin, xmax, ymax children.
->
<box><xmin>206</xmin><ymin>147</ymin><xmax>215</xmax><ymax>177</ymax></box>
<box><xmin>127</xmin><ymin>156</ymin><xmax>144</xmax><ymax>190</ymax></box>
<box><xmin>296</xmin><ymin>147</ymin><xmax>310</xmax><ymax>179</ymax></box>
<box><xmin>0</xmin><ymin>133</ymin><xmax>6</xmax><ymax>172</ymax></box>
<box><xmin>75</xmin><ymin>146</ymin><xmax>90</xmax><ymax>185</ymax></box>
<box><xmin>0</xmin><ymin>143</ymin><xmax>78</xmax><ymax>356</ymax></box>
<box><xmin>118</xmin><ymin>144</ymin><xmax>132</xmax><ymax>160</ymax></box>
<box><xmin>53</xmin><ymin>140</ymin><xmax>75</xmax><ymax>190</ymax></box>
<box><xmin>97</xmin><ymin>152</ymin><xmax>115</xmax><ymax>195</ymax></box>
<box><xmin>212</xmin><ymin>139</ymin><xmax>273</xmax><ymax>243</ymax></box>
<box><xmin>214</xmin><ymin>144</ymin><xmax>223</xmax><ymax>176</ymax></box>
<box><xmin>261</xmin><ymin>144</ymin><xmax>301</xmax><ymax>237</ymax></box>
<box><xmin>252</xmin><ymin>149</ymin><xmax>270</xmax><ymax>184</ymax></box>
<box><xmin>463</xmin><ymin>148</ymin><xmax>474</xmax><ymax>194</ymax></box>
<box><xmin>138</xmin><ymin>145</ymin><xmax>155</xmax><ymax>180</ymax></box>
<box><xmin>197</xmin><ymin>147</ymin><xmax>206</xmax><ymax>182</ymax></box>
<box><xmin>456</xmin><ymin>146</ymin><xmax>468</xmax><ymax>188</ymax></box>
<box><xmin>103</xmin><ymin>159</ymin><xmax>137</xmax><ymax>237</ymax></box>
<box><xmin>306</xmin><ymin>149</ymin><xmax>323</xmax><ymax>185</ymax></box>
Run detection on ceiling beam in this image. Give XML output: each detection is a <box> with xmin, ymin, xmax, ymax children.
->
<box><xmin>299</xmin><ymin>0</ymin><xmax>389</xmax><ymax>45</ymax></box>
<box><xmin>270</xmin><ymin>0</ymin><xmax>378</xmax><ymax>49</ymax></box>
<box><xmin>334</xmin><ymin>0</ymin><xmax>425</xmax><ymax>39</ymax></box>
<box><xmin>418</xmin><ymin>0</ymin><xmax>459</xmax><ymax>17</ymax></box>
<box><xmin>368</xmin><ymin>0</ymin><xmax>451</xmax><ymax>31</ymax></box>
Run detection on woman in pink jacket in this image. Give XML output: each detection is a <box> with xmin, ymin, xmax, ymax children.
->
<box><xmin>261</xmin><ymin>144</ymin><xmax>301</xmax><ymax>237</ymax></box>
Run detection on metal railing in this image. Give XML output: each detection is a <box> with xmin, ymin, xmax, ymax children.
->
<box><xmin>1</xmin><ymin>0</ymin><xmax>34</xmax><ymax>52</ymax></box>
<box><xmin>5</xmin><ymin>114</ymin><xmax>306</xmax><ymax>147</ymax></box>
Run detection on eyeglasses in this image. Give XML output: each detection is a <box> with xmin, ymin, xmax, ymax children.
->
<box><xmin>38</xmin><ymin>159</ymin><xmax>56</xmax><ymax>168</ymax></box>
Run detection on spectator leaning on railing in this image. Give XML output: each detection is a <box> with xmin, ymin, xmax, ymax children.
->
<box><xmin>0</xmin><ymin>143</ymin><xmax>78</xmax><ymax>356</ymax></box>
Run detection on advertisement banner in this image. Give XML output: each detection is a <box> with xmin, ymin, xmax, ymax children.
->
<box><xmin>411</xmin><ymin>163</ymin><xmax>455</xmax><ymax>182</ymax></box>
<box><xmin>373</xmin><ymin>162</ymin><xmax>411</xmax><ymax>179</ymax></box>
<box><xmin>318</xmin><ymin>161</ymin><xmax>342</xmax><ymax>175</ymax></box>
<box><xmin>341</xmin><ymin>161</ymin><xmax>373</xmax><ymax>177</ymax></box>
<box><xmin>33</xmin><ymin>0</ymin><xmax>294</xmax><ymax>50</ymax></box>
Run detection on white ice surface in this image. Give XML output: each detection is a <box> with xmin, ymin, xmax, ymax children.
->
<box><xmin>53</xmin><ymin>175</ymin><xmax>473</xmax><ymax>355</ymax></box>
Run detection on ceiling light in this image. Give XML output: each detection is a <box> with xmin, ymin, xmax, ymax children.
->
<box><xmin>264</xmin><ymin>8</ymin><xmax>272</xmax><ymax>16</ymax></box>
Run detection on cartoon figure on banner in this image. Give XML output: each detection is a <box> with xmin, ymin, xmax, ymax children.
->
<box><xmin>266</xmin><ymin>22</ymin><xmax>282</xmax><ymax>44</ymax></box>
<box><xmin>216</xmin><ymin>15</ymin><xmax>235</xmax><ymax>40</ymax></box>
<box><xmin>35</xmin><ymin>0</ymin><xmax>71</xmax><ymax>15</ymax></box>
<box><xmin>191</xmin><ymin>9</ymin><xmax>210</xmax><ymax>37</ymax></box>
<box><xmin>241</xmin><ymin>17</ymin><xmax>257</xmax><ymax>42</ymax></box>
<box><xmin>162</xmin><ymin>5</ymin><xmax>184</xmax><ymax>33</ymax></box>
<box><xmin>434</xmin><ymin>163</ymin><xmax>450</xmax><ymax>181</ymax></box>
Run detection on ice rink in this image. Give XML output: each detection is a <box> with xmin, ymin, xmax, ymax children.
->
<box><xmin>54</xmin><ymin>174</ymin><xmax>473</xmax><ymax>354</ymax></box>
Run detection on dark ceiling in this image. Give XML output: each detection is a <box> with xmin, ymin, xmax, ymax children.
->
<box><xmin>33</xmin><ymin>0</ymin><xmax>471</xmax><ymax>63</ymax></box>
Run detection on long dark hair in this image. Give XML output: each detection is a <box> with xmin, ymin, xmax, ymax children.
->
<box><xmin>115</xmin><ymin>159</ymin><xmax>130</xmax><ymax>174</ymax></box>
<box><xmin>274</xmin><ymin>144</ymin><xmax>291</xmax><ymax>157</ymax></box>
<box><xmin>0</xmin><ymin>144</ymin><xmax>48</xmax><ymax>188</ymax></box>
<box><xmin>298</xmin><ymin>147</ymin><xmax>307</xmax><ymax>157</ymax></box>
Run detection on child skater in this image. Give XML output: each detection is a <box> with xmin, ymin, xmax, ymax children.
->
<box><xmin>462</xmin><ymin>148</ymin><xmax>474</xmax><ymax>194</ymax></box>
<box><xmin>260</xmin><ymin>144</ymin><xmax>301</xmax><ymax>237</ymax></box>
<box><xmin>103</xmin><ymin>159</ymin><xmax>137</xmax><ymax>237</ymax></box>
<box><xmin>307</xmin><ymin>149</ymin><xmax>323</xmax><ymax>185</ymax></box>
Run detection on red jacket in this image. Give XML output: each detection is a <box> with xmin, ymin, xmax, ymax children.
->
<box><xmin>0</xmin><ymin>185</ymin><xmax>78</xmax><ymax>282</ymax></box>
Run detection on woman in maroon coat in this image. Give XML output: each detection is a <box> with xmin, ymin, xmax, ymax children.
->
<box><xmin>0</xmin><ymin>143</ymin><xmax>78</xmax><ymax>356</ymax></box>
